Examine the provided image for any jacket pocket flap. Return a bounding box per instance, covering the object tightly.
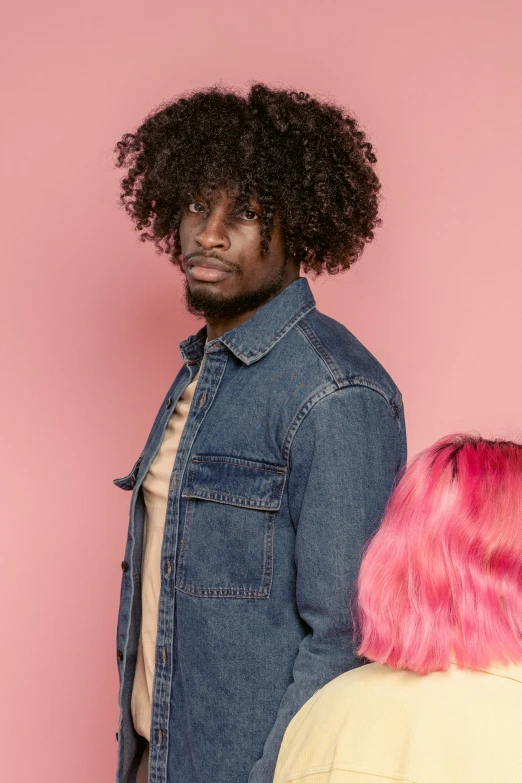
[182,455,286,510]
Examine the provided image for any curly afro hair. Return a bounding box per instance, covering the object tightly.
[115,83,381,276]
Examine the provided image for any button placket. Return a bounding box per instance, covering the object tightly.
[148,348,228,778]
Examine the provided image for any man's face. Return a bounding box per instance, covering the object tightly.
[179,189,300,320]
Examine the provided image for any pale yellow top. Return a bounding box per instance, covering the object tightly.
[131,374,199,740]
[274,661,522,783]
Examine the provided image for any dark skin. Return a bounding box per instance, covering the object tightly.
[179,190,301,340]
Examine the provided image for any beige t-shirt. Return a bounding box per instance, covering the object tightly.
[131,374,199,740]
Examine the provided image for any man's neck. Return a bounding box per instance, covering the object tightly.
[205,276,300,341]
[205,306,263,341]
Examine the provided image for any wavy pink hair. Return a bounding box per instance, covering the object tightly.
[357,434,522,674]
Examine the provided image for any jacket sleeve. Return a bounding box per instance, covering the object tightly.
[248,384,406,783]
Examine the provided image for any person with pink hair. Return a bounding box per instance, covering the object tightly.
[274,434,522,783]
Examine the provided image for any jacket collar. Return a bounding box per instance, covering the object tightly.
[449,656,522,685]
[478,662,522,684]
[180,277,316,366]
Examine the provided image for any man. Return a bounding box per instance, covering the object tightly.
[113,84,406,783]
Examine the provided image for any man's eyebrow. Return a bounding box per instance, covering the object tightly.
[235,201,258,208]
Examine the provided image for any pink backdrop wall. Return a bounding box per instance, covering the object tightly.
[2,1,521,780]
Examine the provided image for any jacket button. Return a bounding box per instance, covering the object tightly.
[117,649,124,661]
[165,397,173,409]
[116,732,119,742]
[121,561,129,572]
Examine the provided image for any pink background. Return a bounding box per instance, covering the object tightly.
[2,1,521,780]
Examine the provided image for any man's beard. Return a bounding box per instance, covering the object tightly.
[184,268,288,321]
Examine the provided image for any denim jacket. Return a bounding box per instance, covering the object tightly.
[114,278,406,783]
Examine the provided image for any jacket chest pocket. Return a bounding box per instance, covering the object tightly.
[177,455,287,598]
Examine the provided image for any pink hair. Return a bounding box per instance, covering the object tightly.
[357,434,522,674]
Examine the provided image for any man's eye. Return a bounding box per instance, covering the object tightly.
[239,209,258,221]
[188,202,206,213]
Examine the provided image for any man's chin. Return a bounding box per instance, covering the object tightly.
[184,283,231,319]
[184,278,285,321]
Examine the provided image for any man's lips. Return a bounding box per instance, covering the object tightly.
[185,256,234,283]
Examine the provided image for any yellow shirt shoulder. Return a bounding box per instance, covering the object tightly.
[274,662,522,783]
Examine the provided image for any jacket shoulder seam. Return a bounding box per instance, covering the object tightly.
[282,380,402,462]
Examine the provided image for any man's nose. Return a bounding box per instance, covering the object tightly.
[195,213,231,251]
